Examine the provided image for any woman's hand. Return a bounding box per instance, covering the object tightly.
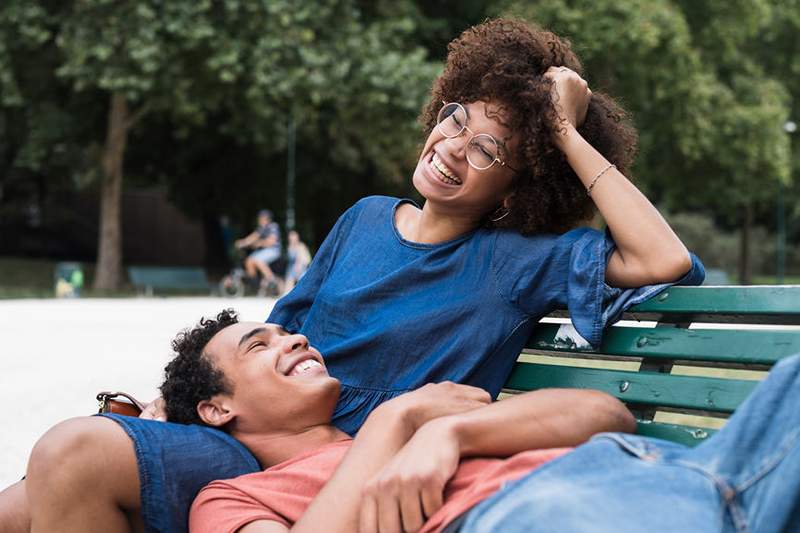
[544,66,591,134]
[359,418,461,533]
[139,397,167,422]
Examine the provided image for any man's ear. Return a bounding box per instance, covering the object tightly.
[197,397,235,427]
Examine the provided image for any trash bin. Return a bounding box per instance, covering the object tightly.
[54,262,84,298]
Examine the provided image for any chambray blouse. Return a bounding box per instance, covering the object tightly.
[268,196,704,435]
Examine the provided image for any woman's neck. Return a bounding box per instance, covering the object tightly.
[397,201,481,244]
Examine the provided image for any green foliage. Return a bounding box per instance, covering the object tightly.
[51,0,439,178]
[0,0,444,253]
[666,210,800,276]
[2,0,440,176]
[0,1,51,107]
[501,0,794,218]
[2,0,799,274]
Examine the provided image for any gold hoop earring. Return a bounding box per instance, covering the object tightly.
[489,206,510,222]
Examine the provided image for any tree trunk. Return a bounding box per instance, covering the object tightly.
[93,93,129,291]
[738,202,753,285]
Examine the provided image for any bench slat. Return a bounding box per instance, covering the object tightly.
[625,286,800,324]
[527,324,800,365]
[634,421,716,446]
[128,267,210,291]
[505,363,758,412]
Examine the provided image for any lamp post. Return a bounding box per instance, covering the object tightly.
[778,120,796,284]
[286,115,296,232]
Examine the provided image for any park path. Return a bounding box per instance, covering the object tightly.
[0,297,275,488]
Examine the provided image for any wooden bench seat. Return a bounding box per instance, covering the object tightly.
[504,286,800,447]
[128,266,211,296]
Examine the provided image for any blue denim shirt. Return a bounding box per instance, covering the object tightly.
[269,196,705,435]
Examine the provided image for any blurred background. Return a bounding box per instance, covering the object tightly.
[0,0,798,297]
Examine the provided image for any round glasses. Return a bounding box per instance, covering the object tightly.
[436,102,519,172]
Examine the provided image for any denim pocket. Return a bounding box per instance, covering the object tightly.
[591,432,666,462]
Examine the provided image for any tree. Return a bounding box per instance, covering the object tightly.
[0,0,100,256]
[7,0,438,289]
[502,0,793,282]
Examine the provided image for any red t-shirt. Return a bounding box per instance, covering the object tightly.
[190,439,570,533]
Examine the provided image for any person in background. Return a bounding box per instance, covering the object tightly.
[235,209,282,288]
[284,230,312,294]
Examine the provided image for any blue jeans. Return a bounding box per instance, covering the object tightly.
[460,353,800,533]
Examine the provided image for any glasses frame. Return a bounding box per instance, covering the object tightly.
[436,102,519,173]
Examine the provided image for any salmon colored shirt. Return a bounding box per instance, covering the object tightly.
[190,439,571,533]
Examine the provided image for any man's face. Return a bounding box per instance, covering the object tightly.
[258,214,270,226]
[203,322,339,434]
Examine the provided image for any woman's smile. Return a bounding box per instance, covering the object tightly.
[422,150,463,189]
[432,152,462,185]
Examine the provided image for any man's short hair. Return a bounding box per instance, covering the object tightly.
[160,309,239,425]
[257,209,272,220]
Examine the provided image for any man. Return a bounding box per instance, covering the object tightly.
[235,209,282,288]
[172,312,634,533]
[183,312,800,533]
[12,312,800,532]
[7,310,633,533]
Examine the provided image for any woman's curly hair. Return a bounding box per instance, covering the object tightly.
[160,309,239,426]
[419,18,638,234]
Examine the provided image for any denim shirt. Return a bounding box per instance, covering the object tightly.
[268,196,705,435]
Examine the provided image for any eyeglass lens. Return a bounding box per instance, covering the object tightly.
[436,103,500,170]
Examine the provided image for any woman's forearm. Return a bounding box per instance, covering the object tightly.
[556,124,691,288]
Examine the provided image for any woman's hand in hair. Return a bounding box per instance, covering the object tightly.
[545,66,591,136]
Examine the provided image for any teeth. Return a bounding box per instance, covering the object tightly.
[289,359,322,376]
[432,153,461,185]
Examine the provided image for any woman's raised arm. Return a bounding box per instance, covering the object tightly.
[546,67,692,288]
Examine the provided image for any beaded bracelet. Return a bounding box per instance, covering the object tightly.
[586,163,616,196]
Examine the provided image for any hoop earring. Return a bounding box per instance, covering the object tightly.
[489,205,510,222]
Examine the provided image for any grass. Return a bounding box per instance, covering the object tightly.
[0,257,212,299]
[751,275,800,285]
[0,257,60,298]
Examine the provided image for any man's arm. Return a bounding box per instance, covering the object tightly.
[450,387,634,456]
[360,388,635,532]
[286,383,489,533]
[236,230,260,248]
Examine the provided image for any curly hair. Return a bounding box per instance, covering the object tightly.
[160,309,239,426]
[419,18,638,234]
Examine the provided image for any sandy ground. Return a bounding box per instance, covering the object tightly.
[0,297,276,488]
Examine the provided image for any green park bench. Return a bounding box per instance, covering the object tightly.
[127,266,211,296]
[505,285,800,446]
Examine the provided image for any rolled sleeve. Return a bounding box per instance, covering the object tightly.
[568,230,706,348]
[493,227,706,350]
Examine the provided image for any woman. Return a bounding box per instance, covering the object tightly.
[267,18,701,435]
[283,230,312,294]
[5,18,703,533]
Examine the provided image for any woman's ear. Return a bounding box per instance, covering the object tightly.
[197,397,235,427]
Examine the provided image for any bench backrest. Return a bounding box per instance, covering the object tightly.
[505,286,800,446]
[128,266,210,294]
